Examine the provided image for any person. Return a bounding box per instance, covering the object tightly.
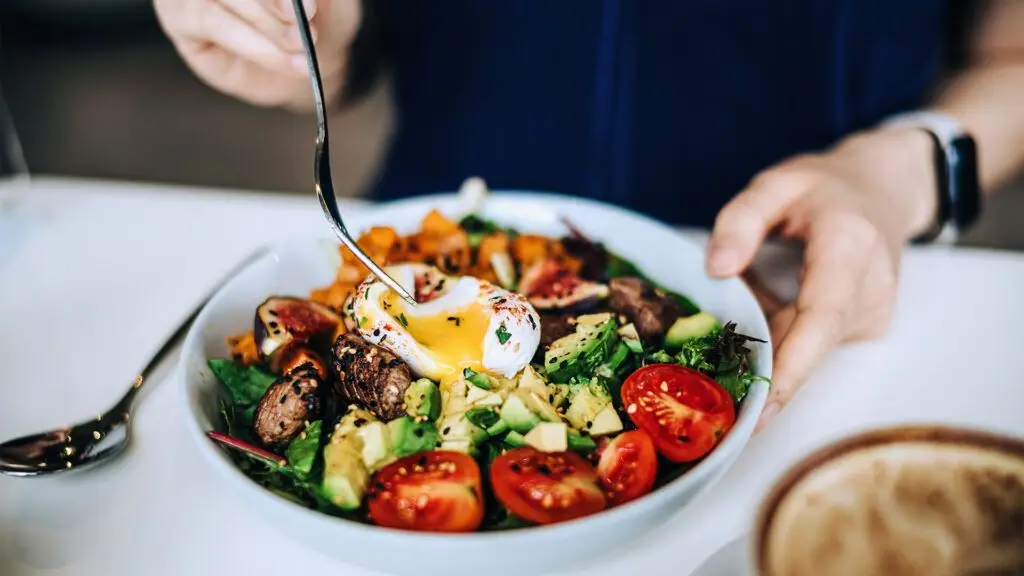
[155,0,1024,430]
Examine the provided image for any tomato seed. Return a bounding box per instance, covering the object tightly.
[627,404,637,414]
[541,494,554,509]
[660,381,669,392]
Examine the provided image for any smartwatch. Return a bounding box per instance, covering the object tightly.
[882,111,982,244]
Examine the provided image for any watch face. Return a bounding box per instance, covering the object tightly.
[950,135,981,230]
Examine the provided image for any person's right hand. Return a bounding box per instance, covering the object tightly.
[154,0,361,109]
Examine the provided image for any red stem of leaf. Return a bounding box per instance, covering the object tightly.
[208,431,286,467]
[560,216,591,241]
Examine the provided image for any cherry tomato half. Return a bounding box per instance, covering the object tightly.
[490,447,606,525]
[596,430,659,506]
[367,451,484,533]
[621,364,736,462]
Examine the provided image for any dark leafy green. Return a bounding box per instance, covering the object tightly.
[208,359,276,405]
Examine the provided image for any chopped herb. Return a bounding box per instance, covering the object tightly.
[447,316,462,327]
[358,316,369,328]
[496,323,512,345]
[397,313,409,328]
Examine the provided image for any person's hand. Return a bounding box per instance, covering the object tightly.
[706,127,938,431]
[154,0,361,109]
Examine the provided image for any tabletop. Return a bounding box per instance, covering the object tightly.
[1,177,1023,576]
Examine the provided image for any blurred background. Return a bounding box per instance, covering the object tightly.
[1,0,1022,249]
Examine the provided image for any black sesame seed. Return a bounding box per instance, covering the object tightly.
[442,426,451,435]
[388,359,403,368]
[268,310,279,317]
[678,436,690,443]
[416,455,428,466]
[414,428,425,438]
[268,321,279,329]
[537,464,551,476]
[292,383,303,394]
[354,418,368,427]
[373,328,381,337]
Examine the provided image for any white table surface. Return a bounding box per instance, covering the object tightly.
[1,177,1023,576]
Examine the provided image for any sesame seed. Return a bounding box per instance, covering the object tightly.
[627,404,637,414]
[660,381,669,392]
[65,462,73,469]
[92,431,102,440]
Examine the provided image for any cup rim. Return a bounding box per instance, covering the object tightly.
[753,424,1024,575]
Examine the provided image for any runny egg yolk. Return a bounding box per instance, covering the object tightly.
[382,291,491,386]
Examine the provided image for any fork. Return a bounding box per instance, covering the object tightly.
[290,0,416,306]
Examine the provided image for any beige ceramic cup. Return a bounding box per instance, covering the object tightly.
[753,426,1024,576]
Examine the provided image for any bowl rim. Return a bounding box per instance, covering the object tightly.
[178,190,773,542]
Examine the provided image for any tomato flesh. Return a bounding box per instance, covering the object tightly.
[490,447,606,525]
[367,451,484,533]
[596,430,658,506]
[621,364,736,463]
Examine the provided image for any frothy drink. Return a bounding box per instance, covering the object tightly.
[756,428,1024,576]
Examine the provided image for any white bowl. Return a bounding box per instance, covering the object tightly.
[179,192,772,576]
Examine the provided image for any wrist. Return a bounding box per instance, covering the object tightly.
[851,126,940,242]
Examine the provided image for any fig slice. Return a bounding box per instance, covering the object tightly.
[254,296,343,373]
[519,258,609,311]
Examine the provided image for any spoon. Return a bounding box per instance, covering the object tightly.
[290,0,416,306]
[0,248,269,477]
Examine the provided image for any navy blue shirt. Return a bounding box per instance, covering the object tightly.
[363,1,953,227]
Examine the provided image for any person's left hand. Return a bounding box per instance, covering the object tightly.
[706,126,939,431]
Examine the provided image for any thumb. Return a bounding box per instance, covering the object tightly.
[707,170,808,278]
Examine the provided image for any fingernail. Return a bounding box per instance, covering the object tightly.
[707,246,738,276]
[758,402,780,428]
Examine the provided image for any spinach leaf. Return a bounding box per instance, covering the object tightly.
[208,359,276,405]
[284,420,322,477]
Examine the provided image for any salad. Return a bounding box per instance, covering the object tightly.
[207,197,767,532]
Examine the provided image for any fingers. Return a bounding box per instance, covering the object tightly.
[707,169,811,278]
[741,269,785,317]
[756,212,874,431]
[175,1,308,71]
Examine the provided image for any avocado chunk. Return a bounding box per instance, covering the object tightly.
[354,420,394,471]
[567,430,598,453]
[404,378,441,421]
[466,407,508,436]
[499,393,541,433]
[504,430,528,448]
[438,412,489,450]
[544,313,618,382]
[665,312,720,349]
[524,422,569,452]
[516,365,550,397]
[565,380,612,431]
[321,407,376,510]
[588,404,624,436]
[617,323,644,353]
[388,416,440,458]
[466,385,503,408]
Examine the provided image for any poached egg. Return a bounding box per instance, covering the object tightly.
[351,263,541,384]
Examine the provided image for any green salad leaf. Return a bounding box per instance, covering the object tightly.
[208,359,276,405]
[284,420,322,477]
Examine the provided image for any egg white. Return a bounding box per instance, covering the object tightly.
[351,263,541,382]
